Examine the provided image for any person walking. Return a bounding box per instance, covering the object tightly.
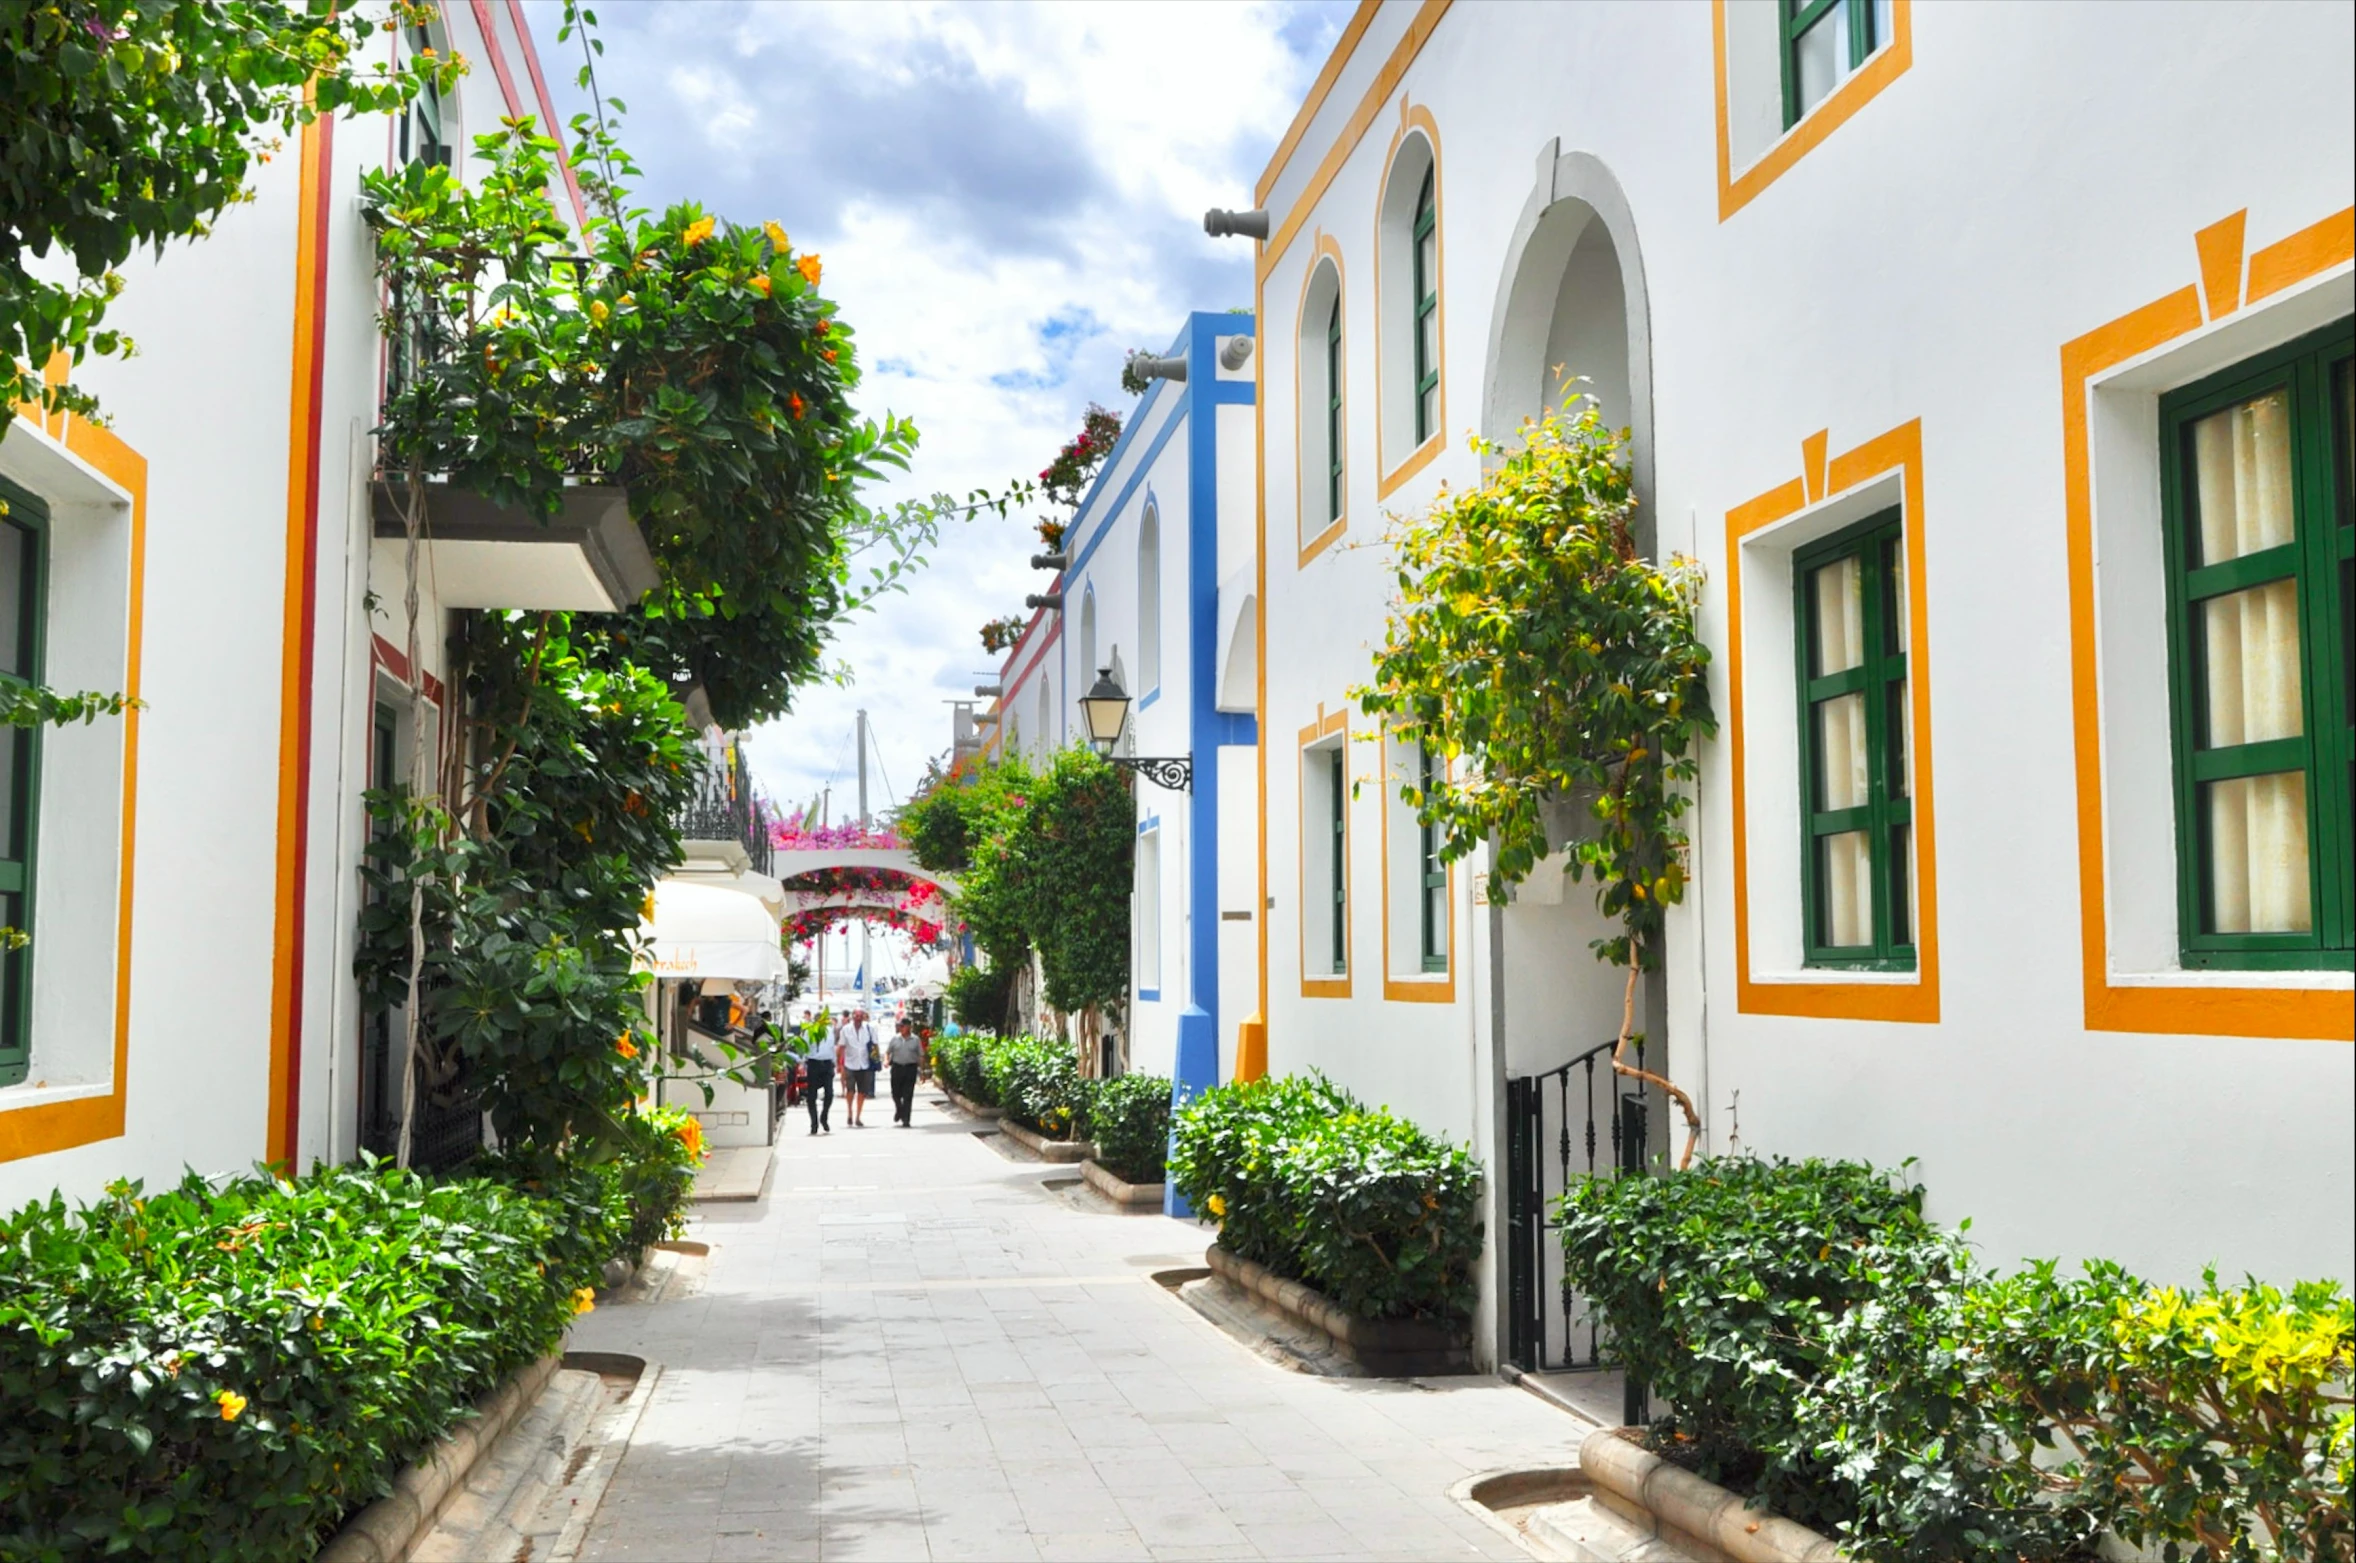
[802,1010,836,1135]
[842,1008,881,1127]
[886,1017,924,1127]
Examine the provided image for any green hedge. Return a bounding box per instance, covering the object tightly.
[0,1162,611,1562]
[1563,1157,2355,1561]
[931,1032,993,1106]
[980,1035,1089,1140]
[1087,1073,1170,1185]
[1170,1073,1482,1324]
[944,962,1010,1031]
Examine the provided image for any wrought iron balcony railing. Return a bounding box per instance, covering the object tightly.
[675,745,773,876]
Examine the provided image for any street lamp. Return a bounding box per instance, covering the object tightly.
[1078,667,1192,792]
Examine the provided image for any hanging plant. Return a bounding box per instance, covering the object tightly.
[1355,394,1716,1164]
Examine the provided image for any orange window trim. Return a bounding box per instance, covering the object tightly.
[1373,103,1447,500]
[1713,0,1913,224]
[1725,419,1941,1023]
[0,416,147,1166]
[1260,0,1453,283]
[1297,233,1350,568]
[1377,730,1455,1005]
[2061,207,2355,1041]
[1298,707,1352,1000]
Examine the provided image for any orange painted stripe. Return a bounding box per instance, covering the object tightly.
[270,109,335,1169]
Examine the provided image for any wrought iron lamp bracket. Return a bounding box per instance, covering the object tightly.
[1108,755,1193,793]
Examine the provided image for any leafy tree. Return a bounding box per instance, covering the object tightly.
[1356,394,1715,1162]
[1,0,440,430]
[1013,748,1133,1017]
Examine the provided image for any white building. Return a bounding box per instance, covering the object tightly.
[1239,0,2353,1369]
[987,315,1261,1107]
[0,5,660,1205]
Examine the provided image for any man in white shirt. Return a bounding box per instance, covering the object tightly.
[885,1017,926,1126]
[840,1009,881,1127]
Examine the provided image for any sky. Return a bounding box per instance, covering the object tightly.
[520,0,1353,827]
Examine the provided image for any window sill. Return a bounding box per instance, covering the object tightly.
[1376,431,1446,500]
[1383,973,1455,1004]
[2107,968,2353,991]
[1749,967,1921,987]
[0,1076,115,1112]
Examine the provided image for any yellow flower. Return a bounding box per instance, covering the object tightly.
[572,1287,597,1316]
[796,253,823,287]
[749,274,771,297]
[682,216,716,246]
[616,1035,639,1060]
[588,299,609,326]
[763,221,790,251]
[1206,1193,1226,1218]
[217,1390,248,1421]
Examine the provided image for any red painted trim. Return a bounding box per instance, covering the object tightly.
[469,0,527,119]
[282,114,336,1167]
[506,0,591,230]
[372,632,447,707]
[1000,597,1062,690]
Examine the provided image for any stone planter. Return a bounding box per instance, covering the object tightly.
[1080,1158,1165,1207]
[316,1351,562,1563]
[997,1117,1095,1163]
[1577,1427,1847,1562]
[938,1083,1002,1121]
[1204,1244,1468,1376]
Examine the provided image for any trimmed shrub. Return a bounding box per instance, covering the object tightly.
[981,1035,1090,1140]
[931,1032,993,1105]
[0,1163,602,1562]
[945,961,1010,1030]
[1562,1157,2356,1561]
[1561,1156,1933,1523]
[1171,1073,1483,1324]
[1088,1074,1171,1185]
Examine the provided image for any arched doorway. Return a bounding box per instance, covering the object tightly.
[1481,145,1655,553]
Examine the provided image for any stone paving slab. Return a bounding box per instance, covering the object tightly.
[570,1089,1593,1560]
[696,1144,775,1203]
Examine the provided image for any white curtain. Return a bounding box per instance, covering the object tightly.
[2191,392,2309,934]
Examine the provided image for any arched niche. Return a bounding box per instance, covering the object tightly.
[1481,143,1656,554]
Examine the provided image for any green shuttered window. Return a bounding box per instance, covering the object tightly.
[2159,319,2354,970]
[1780,0,1889,128]
[1795,509,1914,970]
[1411,168,1438,446]
[0,476,48,1086]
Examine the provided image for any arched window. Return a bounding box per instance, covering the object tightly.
[1138,502,1161,697]
[1377,127,1441,477]
[1295,254,1345,559]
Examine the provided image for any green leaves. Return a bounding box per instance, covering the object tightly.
[1355,395,1714,971]
[0,1161,604,1561]
[1170,1074,1483,1323]
[1,0,443,430]
[1087,1073,1172,1185]
[1,684,140,729]
[1562,1158,2356,1559]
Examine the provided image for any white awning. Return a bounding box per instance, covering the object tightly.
[635,879,789,983]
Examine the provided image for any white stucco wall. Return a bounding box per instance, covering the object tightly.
[1250,0,2356,1297]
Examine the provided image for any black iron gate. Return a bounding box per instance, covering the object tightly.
[1506,1036,1652,1420]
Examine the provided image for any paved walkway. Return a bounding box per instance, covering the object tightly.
[568,1087,1591,1561]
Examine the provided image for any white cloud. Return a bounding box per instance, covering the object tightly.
[521,0,1347,820]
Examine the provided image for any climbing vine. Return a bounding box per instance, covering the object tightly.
[1355,395,1716,1161]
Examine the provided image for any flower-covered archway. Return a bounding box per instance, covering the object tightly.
[779,865,954,948]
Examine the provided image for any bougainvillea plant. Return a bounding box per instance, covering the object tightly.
[1355,394,1715,1164]
[770,810,901,852]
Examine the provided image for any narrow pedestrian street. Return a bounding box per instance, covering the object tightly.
[565,1091,1588,1561]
